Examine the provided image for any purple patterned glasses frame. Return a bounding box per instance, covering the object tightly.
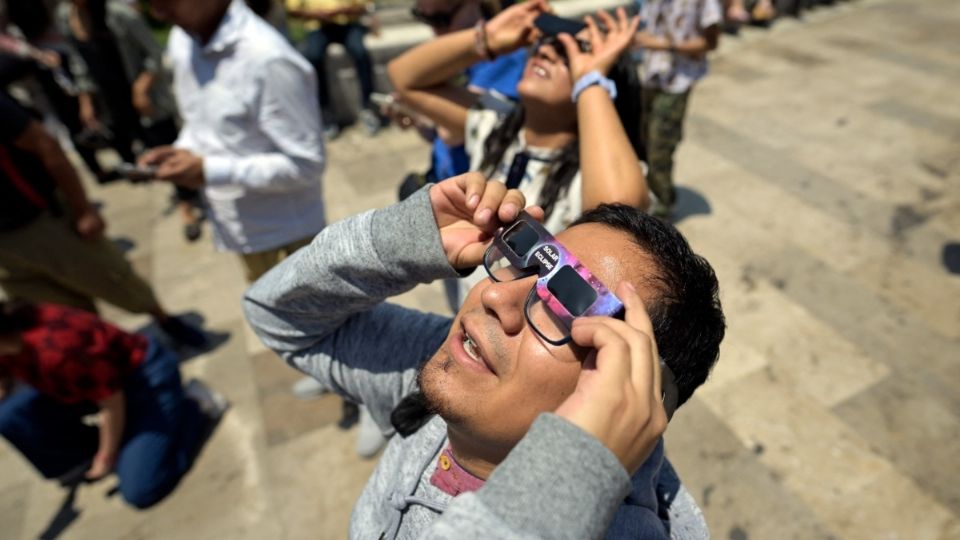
[482,211,624,346]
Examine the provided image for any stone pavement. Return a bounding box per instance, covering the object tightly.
[2,0,959,537]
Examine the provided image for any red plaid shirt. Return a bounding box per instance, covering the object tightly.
[0,304,148,404]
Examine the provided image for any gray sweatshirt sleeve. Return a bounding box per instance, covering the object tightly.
[421,414,638,540]
[243,188,458,425]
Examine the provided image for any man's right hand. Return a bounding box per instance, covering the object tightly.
[138,145,177,168]
[428,173,544,269]
[556,281,669,474]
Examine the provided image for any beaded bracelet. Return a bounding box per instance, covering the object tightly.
[473,21,497,60]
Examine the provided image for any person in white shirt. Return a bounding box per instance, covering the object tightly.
[141,0,326,282]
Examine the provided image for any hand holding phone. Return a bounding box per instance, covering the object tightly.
[371,92,435,129]
[115,163,158,183]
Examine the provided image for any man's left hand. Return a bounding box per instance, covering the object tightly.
[155,149,205,189]
[429,172,544,269]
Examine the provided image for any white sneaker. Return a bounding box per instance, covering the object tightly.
[359,108,383,136]
[291,376,328,400]
[184,379,229,419]
[356,406,389,459]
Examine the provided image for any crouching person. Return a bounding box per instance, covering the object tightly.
[243,173,725,538]
[0,302,226,509]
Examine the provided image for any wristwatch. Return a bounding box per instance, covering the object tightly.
[571,70,618,103]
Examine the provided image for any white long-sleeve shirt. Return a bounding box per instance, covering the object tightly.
[168,0,326,253]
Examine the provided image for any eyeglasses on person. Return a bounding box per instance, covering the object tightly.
[481,211,679,419]
[482,211,623,346]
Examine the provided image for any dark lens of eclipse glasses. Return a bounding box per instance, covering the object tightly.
[526,268,599,344]
[484,221,540,282]
[503,221,539,258]
[531,36,592,63]
[546,266,597,317]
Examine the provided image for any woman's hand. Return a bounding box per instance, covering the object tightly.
[429,172,544,269]
[555,281,668,474]
[85,451,115,481]
[484,0,550,56]
[559,7,641,80]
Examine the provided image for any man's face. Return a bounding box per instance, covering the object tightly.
[148,0,221,35]
[413,0,480,36]
[420,223,656,458]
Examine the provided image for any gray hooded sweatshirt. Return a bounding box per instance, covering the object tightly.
[243,188,709,539]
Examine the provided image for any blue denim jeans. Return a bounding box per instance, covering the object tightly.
[303,23,375,112]
[0,338,206,508]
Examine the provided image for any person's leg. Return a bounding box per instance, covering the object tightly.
[0,213,161,315]
[344,23,382,134]
[645,89,691,214]
[114,340,206,509]
[0,212,204,344]
[239,235,314,283]
[303,28,334,118]
[0,386,98,479]
[343,23,375,109]
[0,259,98,312]
[640,85,655,161]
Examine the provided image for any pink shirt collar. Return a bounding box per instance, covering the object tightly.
[429,446,486,496]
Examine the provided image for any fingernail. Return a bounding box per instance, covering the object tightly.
[624,281,636,293]
[468,194,479,208]
[502,203,519,220]
[477,208,493,224]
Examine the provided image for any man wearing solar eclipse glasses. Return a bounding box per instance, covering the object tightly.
[245,174,724,538]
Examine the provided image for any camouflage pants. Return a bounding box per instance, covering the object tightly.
[641,87,691,210]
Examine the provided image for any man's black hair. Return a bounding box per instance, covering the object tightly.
[571,204,725,406]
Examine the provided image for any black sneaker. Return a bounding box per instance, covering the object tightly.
[359,108,383,136]
[338,400,360,430]
[184,222,202,242]
[159,316,208,348]
[323,122,341,140]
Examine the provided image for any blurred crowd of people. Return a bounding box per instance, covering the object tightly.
[0,0,847,534]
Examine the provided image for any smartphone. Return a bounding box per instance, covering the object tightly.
[116,163,157,183]
[534,13,588,37]
[370,92,434,128]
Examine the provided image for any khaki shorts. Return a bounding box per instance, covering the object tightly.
[240,236,314,283]
[0,212,159,314]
